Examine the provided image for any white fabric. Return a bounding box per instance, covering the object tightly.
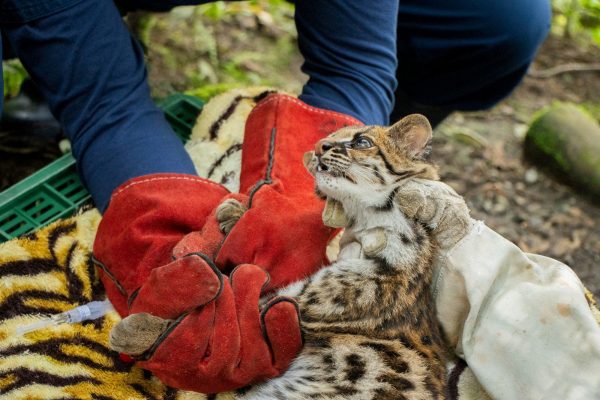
[435,221,600,400]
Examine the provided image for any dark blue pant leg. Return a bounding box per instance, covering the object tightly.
[296,0,399,125]
[295,0,550,126]
[2,0,197,211]
[393,0,552,120]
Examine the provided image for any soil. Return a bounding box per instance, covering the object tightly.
[1,12,598,297]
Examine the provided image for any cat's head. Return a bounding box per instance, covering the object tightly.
[304,114,439,207]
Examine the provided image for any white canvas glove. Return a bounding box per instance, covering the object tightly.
[397,178,600,400]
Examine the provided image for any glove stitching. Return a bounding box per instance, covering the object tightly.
[127,287,141,309]
[184,252,226,302]
[259,297,304,352]
[112,176,228,198]
[229,264,271,294]
[91,255,128,297]
[129,253,224,319]
[250,94,362,126]
[133,312,189,361]
[247,127,277,208]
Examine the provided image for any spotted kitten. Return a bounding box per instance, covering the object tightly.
[218,114,447,400]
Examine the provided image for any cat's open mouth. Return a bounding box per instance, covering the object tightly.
[316,162,329,173]
[315,156,346,177]
[317,162,341,176]
[317,162,346,178]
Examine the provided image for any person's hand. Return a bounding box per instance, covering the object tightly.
[93,173,229,316]
[109,261,302,393]
[93,173,302,393]
[394,177,600,400]
[178,94,364,292]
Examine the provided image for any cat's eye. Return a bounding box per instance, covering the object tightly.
[352,137,373,149]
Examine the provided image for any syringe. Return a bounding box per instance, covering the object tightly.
[15,300,113,336]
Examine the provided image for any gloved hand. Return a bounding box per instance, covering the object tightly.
[93,173,302,393]
[93,173,229,316]
[177,94,364,291]
[395,178,473,252]
[395,177,600,400]
[113,261,302,393]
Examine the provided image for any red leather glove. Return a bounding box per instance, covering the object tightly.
[176,94,363,291]
[93,173,229,316]
[93,173,302,393]
[134,262,301,393]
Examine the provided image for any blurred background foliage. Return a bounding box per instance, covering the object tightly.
[553,0,600,42]
[2,60,27,98]
[136,0,303,100]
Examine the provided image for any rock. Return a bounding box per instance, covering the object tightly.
[513,123,528,139]
[524,103,600,197]
[524,168,539,184]
[484,142,519,170]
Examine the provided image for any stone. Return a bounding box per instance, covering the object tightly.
[524,103,600,198]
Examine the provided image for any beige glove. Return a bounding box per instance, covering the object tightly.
[396,178,600,400]
[396,178,473,252]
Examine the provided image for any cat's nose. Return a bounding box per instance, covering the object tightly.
[315,139,334,155]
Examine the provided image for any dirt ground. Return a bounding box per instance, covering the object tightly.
[1,13,599,297]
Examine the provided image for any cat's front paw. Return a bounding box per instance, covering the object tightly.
[109,313,172,356]
[322,198,350,228]
[216,198,248,234]
[360,227,388,257]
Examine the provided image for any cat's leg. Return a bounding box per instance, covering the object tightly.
[240,334,433,400]
[109,313,172,356]
[216,198,248,234]
[299,225,429,324]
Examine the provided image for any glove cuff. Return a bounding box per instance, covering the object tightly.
[107,172,228,203]
[94,173,229,315]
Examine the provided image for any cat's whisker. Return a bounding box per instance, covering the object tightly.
[346,166,379,185]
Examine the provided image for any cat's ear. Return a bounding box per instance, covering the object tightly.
[387,114,432,158]
[303,151,317,176]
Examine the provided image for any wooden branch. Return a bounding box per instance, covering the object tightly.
[528,63,600,79]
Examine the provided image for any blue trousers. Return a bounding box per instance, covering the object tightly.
[1,0,551,210]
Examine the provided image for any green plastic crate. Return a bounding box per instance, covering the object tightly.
[0,94,204,243]
[160,94,204,143]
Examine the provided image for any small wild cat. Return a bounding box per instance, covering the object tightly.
[111,114,447,400]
